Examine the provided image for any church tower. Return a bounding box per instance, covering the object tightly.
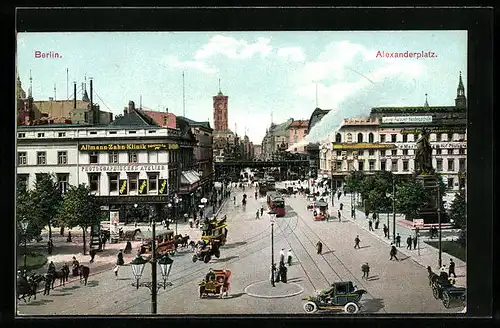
[455,71,467,109]
[213,79,228,131]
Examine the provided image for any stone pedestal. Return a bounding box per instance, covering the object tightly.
[416,174,439,224]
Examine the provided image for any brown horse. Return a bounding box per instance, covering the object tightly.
[51,264,70,289]
[427,266,439,286]
[78,265,90,286]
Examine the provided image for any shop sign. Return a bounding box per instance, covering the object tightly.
[98,195,170,204]
[81,164,166,172]
[400,127,465,134]
[119,180,127,195]
[79,143,178,151]
[382,116,432,124]
[138,179,147,195]
[332,143,396,150]
[158,179,168,194]
[396,142,466,150]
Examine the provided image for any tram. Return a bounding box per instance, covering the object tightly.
[267,192,286,217]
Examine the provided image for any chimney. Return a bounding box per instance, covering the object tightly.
[49,97,53,101]
[128,101,135,113]
[73,82,77,109]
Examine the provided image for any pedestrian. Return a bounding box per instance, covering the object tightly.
[389,244,399,261]
[115,249,124,278]
[337,210,341,222]
[256,210,260,220]
[351,207,355,218]
[449,259,457,278]
[89,248,96,263]
[337,192,341,200]
[270,263,277,284]
[47,239,54,255]
[279,248,285,265]
[374,214,379,229]
[406,235,412,250]
[383,224,388,238]
[365,211,369,220]
[361,262,370,280]
[43,273,52,295]
[287,249,293,266]
[279,262,288,283]
[395,233,401,247]
[340,203,343,211]
[316,241,323,255]
[368,220,374,231]
[260,206,264,216]
[413,235,418,249]
[101,235,107,250]
[354,235,361,249]
[66,231,72,242]
[233,196,236,205]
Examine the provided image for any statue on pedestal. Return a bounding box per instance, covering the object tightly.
[415,127,434,175]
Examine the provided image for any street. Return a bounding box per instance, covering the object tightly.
[18,188,461,315]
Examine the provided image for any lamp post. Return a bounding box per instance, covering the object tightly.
[174,196,181,236]
[392,175,396,245]
[20,218,29,274]
[437,183,442,268]
[130,216,174,314]
[200,197,208,219]
[268,210,276,287]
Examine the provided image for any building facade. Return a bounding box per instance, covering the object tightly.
[213,90,229,131]
[261,118,294,160]
[287,119,309,153]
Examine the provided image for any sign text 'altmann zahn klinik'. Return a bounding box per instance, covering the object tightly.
[81,165,166,172]
[382,116,433,124]
[79,143,179,151]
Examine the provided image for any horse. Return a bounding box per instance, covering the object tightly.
[123,228,142,240]
[188,240,197,252]
[51,264,70,289]
[17,273,44,302]
[78,265,90,286]
[427,266,439,286]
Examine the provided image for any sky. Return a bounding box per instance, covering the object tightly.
[16,31,467,144]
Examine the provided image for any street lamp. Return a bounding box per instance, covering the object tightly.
[20,218,29,274]
[268,210,277,287]
[130,214,174,314]
[200,197,208,219]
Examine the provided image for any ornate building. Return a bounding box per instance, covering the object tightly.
[213,87,229,131]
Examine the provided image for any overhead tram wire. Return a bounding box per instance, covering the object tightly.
[94,91,112,111]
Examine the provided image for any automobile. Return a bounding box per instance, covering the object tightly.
[302,281,367,314]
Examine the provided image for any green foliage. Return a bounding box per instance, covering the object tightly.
[30,173,63,239]
[16,182,44,244]
[394,177,427,219]
[449,188,466,229]
[57,184,102,254]
[360,172,393,213]
[344,171,365,194]
[457,228,466,248]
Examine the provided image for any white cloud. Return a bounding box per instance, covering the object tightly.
[195,35,273,60]
[277,47,306,62]
[163,55,216,74]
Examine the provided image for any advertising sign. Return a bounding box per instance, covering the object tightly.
[110,211,119,233]
[158,179,168,194]
[79,143,178,151]
[138,179,148,194]
[382,116,432,124]
[119,180,127,195]
[81,164,166,172]
[413,219,424,227]
[332,143,396,150]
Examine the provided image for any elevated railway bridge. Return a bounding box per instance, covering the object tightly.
[214,160,310,181]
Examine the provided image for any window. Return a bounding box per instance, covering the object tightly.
[37,151,46,165]
[148,130,156,134]
[148,173,158,191]
[163,117,168,126]
[391,160,398,172]
[391,149,397,156]
[336,151,342,156]
[391,134,397,142]
[337,161,342,170]
[381,161,386,171]
[57,151,67,165]
[459,158,466,171]
[448,133,454,141]
[403,160,409,172]
[448,159,455,171]
[369,161,375,171]
[37,133,45,138]
[109,152,119,164]
[403,149,408,156]
[380,134,386,142]
[346,133,352,143]
[89,131,97,135]
[89,173,100,192]
[358,161,364,171]
[402,134,408,142]
[442,149,447,155]
[447,177,454,188]
[109,131,117,135]
[369,149,374,156]
[294,148,297,152]
[414,134,419,141]
[438,134,443,142]
[58,132,66,137]
[128,130,137,134]
[357,133,363,143]
[368,133,374,143]
[436,159,443,171]
[128,151,138,163]
[335,133,342,143]
[148,151,158,163]
[89,151,99,164]
[386,150,391,156]
[128,173,138,192]
[459,148,465,155]
[17,174,29,189]
[108,173,118,192]
[18,133,25,138]
[57,174,69,194]
[17,152,27,165]
[436,149,442,155]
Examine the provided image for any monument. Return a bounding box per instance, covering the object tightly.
[415,128,443,224]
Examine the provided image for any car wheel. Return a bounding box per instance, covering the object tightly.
[192,255,198,263]
[442,292,451,308]
[344,302,359,314]
[204,255,211,263]
[432,287,439,299]
[303,301,318,313]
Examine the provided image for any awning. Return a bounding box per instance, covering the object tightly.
[181,170,201,185]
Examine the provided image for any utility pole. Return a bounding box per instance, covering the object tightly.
[392,175,396,245]
[437,183,442,267]
[151,216,157,314]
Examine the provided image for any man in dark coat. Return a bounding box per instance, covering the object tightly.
[395,233,401,247]
[449,259,457,278]
[413,235,418,250]
[390,244,399,261]
[279,262,288,283]
[316,241,323,255]
[354,235,361,249]
[406,235,412,250]
[337,210,341,222]
[361,262,370,280]
[383,224,388,238]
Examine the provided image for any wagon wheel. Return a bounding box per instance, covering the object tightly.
[214,249,221,258]
[432,286,439,299]
[204,254,211,263]
[192,254,198,263]
[303,301,318,314]
[442,291,451,308]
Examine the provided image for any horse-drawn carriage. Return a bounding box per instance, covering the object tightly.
[201,216,228,246]
[199,269,231,298]
[139,230,177,256]
[428,266,466,308]
[17,272,45,302]
[313,199,329,221]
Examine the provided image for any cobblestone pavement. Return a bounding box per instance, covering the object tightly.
[18,187,463,315]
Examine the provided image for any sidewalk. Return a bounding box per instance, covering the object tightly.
[330,193,467,287]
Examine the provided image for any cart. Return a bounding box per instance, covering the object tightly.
[199,269,231,298]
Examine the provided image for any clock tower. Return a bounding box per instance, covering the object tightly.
[213,81,228,131]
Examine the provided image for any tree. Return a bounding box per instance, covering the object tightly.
[56,184,103,255]
[16,182,44,245]
[361,172,393,214]
[345,170,365,206]
[449,188,466,229]
[395,178,427,219]
[30,173,63,240]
